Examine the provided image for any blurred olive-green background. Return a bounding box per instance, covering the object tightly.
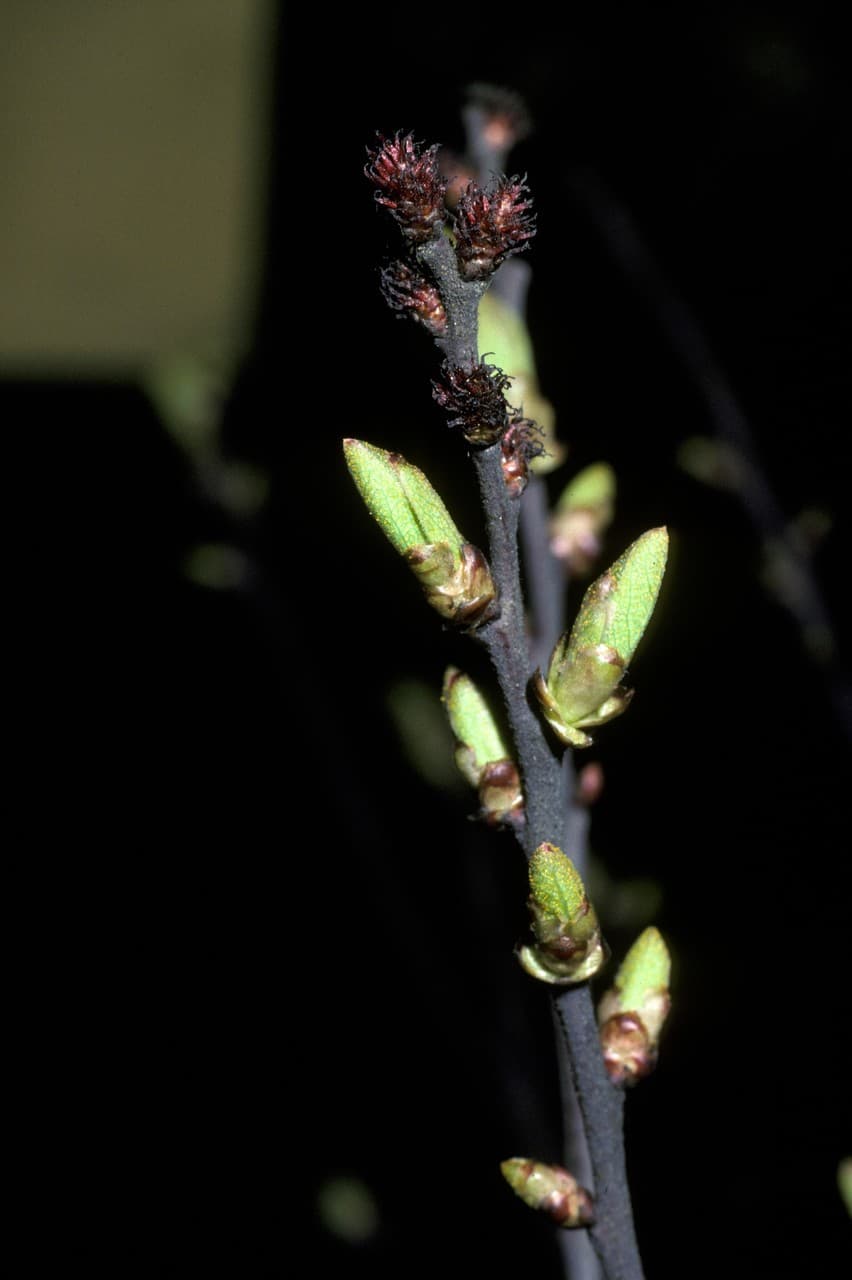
[0,1,272,371]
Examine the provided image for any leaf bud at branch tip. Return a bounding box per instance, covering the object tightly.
[500,1158,594,1228]
[343,439,498,629]
[442,667,524,828]
[598,926,672,1086]
[518,843,606,985]
[534,527,669,747]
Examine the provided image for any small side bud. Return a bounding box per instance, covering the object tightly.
[575,761,605,807]
[501,416,544,497]
[518,843,606,985]
[432,360,513,446]
[343,439,497,628]
[442,667,523,828]
[500,1158,594,1228]
[598,926,672,1086]
[550,463,616,574]
[463,83,533,159]
[453,175,536,280]
[364,132,448,244]
[534,527,669,747]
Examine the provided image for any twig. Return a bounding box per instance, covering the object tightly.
[472,443,644,1280]
[369,129,646,1279]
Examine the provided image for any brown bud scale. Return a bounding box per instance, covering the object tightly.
[600,1012,657,1086]
[542,1187,596,1229]
[478,759,524,828]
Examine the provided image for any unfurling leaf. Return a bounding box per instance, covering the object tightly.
[500,1158,594,1228]
[518,843,606,984]
[343,439,497,627]
[597,925,672,1086]
[534,526,668,746]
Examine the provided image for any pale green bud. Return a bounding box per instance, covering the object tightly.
[441,667,523,827]
[476,292,564,473]
[518,843,606,985]
[500,1158,595,1228]
[343,439,497,627]
[597,925,672,1086]
[442,666,510,784]
[550,462,616,574]
[534,527,668,747]
[615,925,671,1019]
[478,290,537,383]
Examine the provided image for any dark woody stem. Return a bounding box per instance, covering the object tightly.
[473,445,644,1280]
[417,226,644,1279]
[417,232,488,364]
[471,445,566,844]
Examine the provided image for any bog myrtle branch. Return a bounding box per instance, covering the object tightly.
[352,110,672,1280]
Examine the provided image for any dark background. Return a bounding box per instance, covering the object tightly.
[16,3,850,1276]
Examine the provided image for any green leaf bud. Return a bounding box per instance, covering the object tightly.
[597,925,672,1086]
[550,462,616,574]
[441,667,523,827]
[615,925,671,1016]
[534,527,668,747]
[500,1158,595,1228]
[343,438,463,558]
[442,666,510,783]
[343,439,497,627]
[518,843,606,985]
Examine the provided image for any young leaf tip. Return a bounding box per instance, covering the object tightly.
[616,925,671,1009]
[528,843,585,921]
[598,924,672,1085]
[342,437,463,557]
